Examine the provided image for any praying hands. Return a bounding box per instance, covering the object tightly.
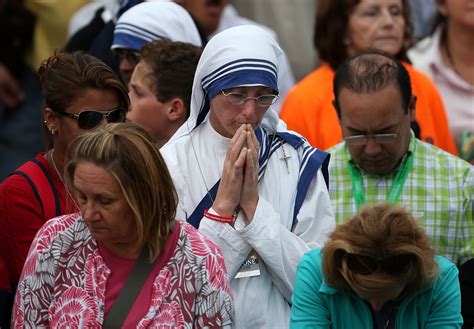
[213,124,260,222]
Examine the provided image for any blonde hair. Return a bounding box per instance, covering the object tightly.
[322,203,438,297]
[65,123,177,262]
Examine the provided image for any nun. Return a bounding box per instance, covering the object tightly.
[111,1,204,85]
[161,25,335,328]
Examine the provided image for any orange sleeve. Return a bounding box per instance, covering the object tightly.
[280,66,343,150]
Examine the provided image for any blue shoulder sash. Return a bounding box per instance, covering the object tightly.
[187,128,329,229]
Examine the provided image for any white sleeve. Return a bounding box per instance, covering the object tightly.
[199,213,253,278]
[237,170,335,302]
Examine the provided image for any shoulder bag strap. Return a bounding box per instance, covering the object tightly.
[102,247,154,329]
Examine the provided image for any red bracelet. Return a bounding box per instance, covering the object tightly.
[203,209,235,223]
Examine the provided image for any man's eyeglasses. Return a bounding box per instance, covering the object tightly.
[54,108,126,130]
[221,90,279,107]
[343,133,399,146]
[342,251,413,275]
[114,49,140,64]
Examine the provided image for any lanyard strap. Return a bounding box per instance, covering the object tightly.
[348,140,416,211]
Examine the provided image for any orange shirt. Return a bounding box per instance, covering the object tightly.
[280,63,458,155]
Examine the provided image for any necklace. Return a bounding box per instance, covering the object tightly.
[49,150,80,211]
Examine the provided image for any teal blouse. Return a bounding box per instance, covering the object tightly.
[290,248,463,329]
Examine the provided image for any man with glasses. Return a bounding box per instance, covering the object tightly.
[328,50,473,266]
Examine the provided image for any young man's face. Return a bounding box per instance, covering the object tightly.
[127,61,169,142]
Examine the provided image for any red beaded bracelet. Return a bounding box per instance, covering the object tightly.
[203,209,235,223]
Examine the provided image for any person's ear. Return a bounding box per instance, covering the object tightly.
[167,97,186,122]
[43,107,59,134]
[408,95,417,121]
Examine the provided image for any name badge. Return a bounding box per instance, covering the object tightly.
[235,250,261,279]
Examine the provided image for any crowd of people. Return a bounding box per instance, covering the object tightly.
[0,0,472,328]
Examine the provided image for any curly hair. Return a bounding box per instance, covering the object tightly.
[322,203,438,298]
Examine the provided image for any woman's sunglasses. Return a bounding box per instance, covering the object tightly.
[54,108,126,130]
[342,251,413,275]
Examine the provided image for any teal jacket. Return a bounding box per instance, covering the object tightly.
[290,248,463,328]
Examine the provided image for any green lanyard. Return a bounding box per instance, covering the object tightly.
[348,140,416,211]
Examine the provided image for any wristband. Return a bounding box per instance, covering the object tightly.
[203,209,235,223]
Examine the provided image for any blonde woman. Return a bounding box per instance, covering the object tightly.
[12,123,233,328]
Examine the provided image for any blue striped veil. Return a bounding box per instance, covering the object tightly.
[112,1,203,52]
[169,25,289,142]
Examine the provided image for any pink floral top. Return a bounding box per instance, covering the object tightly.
[12,213,234,328]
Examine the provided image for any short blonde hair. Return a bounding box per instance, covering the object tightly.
[65,123,177,262]
[322,203,438,298]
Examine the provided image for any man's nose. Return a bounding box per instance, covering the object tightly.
[364,137,383,155]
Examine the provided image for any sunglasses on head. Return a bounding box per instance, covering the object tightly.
[54,108,126,130]
[342,251,413,275]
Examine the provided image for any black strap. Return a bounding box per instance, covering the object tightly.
[102,247,154,328]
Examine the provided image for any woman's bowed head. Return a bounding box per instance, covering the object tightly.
[322,203,438,311]
[64,122,178,261]
[290,203,463,328]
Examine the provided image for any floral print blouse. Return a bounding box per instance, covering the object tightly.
[12,214,234,328]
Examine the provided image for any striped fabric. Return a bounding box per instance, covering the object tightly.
[111,2,202,51]
[187,127,329,230]
[328,136,474,265]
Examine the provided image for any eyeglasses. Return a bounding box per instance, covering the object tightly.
[344,133,399,146]
[54,108,126,130]
[343,251,413,275]
[114,49,140,64]
[343,116,408,146]
[221,90,279,107]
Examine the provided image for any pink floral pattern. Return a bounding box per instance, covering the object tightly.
[12,214,234,328]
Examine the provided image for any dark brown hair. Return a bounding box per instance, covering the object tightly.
[65,123,178,262]
[39,51,129,113]
[140,40,202,118]
[38,51,130,148]
[322,203,438,298]
[314,0,414,69]
[333,50,412,117]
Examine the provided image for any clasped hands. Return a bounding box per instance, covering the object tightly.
[213,124,260,223]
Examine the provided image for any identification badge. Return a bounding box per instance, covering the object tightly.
[235,249,261,279]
